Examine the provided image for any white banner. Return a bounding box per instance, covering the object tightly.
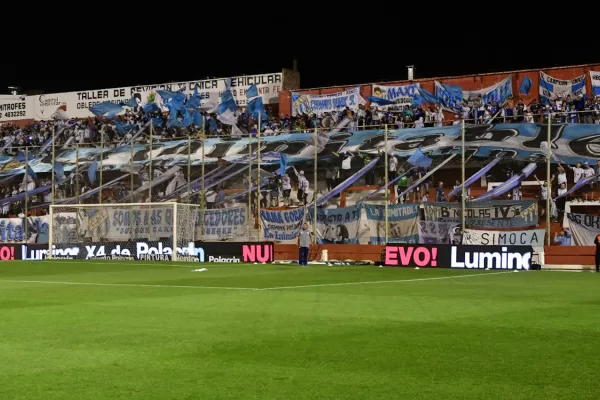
[0,95,34,122]
[539,72,586,104]
[419,221,459,244]
[0,215,50,243]
[30,73,283,120]
[463,229,545,246]
[312,204,362,244]
[371,84,420,108]
[291,87,365,116]
[260,207,306,243]
[364,203,419,244]
[590,71,600,96]
[566,213,599,246]
[200,207,248,241]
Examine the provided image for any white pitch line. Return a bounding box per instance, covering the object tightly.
[0,271,513,292]
[257,271,511,290]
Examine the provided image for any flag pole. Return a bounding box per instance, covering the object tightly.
[99,125,103,204]
[148,120,153,203]
[51,124,55,205]
[187,133,191,202]
[201,125,206,241]
[313,125,318,244]
[76,143,80,204]
[384,124,389,244]
[247,129,252,242]
[546,114,551,246]
[257,114,261,242]
[130,140,134,203]
[25,146,29,242]
[461,119,466,233]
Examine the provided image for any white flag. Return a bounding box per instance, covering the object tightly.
[217,109,237,126]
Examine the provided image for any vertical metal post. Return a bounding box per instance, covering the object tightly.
[384,124,389,244]
[130,141,134,203]
[201,131,206,241]
[546,115,552,245]
[313,126,318,244]
[257,114,261,242]
[99,127,103,204]
[247,133,252,241]
[148,120,153,203]
[187,134,191,201]
[76,143,80,204]
[51,125,55,205]
[24,147,29,242]
[461,119,466,233]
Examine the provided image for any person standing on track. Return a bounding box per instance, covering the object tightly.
[594,234,600,273]
[298,223,312,267]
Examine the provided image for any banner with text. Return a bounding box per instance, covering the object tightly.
[463,228,545,247]
[311,204,362,244]
[539,72,586,105]
[291,87,365,116]
[435,76,513,113]
[260,207,306,242]
[424,201,538,229]
[199,206,248,241]
[365,203,419,244]
[418,221,459,244]
[371,84,420,108]
[0,95,34,122]
[566,213,600,246]
[591,71,600,96]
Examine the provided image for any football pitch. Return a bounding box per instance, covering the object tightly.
[0,262,599,400]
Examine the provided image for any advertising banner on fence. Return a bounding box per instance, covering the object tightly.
[423,201,538,229]
[418,221,459,244]
[539,72,586,105]
[566,213,599,245]
[371,84,420,108]
[463,229,545,246]
[260,208,306,242]
[385,244,533,270]
[365,203,419,244]
[291,87,365,116]
[200,207,248,241]
[311,204,362,244]
[0,95,34,122]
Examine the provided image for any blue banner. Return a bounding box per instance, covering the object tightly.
[365,203,420,244]
[260,208,306,242]
[291,87,364,115]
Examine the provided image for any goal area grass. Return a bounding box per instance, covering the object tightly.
[0,261,598,400]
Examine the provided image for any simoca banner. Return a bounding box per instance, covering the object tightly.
[566,212,600,245]
[30,73,283,120]
[0,95,34,122]
[260,207,306,242]
[291,87,365,116]
[311,204,362,244]
[423,201,538,229]
[384,244,533,270]
[365,203,419,244]
[463,228,545,246]
[371,84,420,108]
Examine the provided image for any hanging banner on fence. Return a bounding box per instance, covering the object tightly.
[0,95,34,122]
[566,212,600,245]
[200,207,247,241]
[7,122,600,176]
[463,228,545,246]
[539,72,586,105]
[418,221,459,244]
[371,84,420,108]
[435,76,513,112]
[81,207,175,241]
[365,203,419,244]
[260,207,306,242]
[291,87,365,116]
[0,218,25,242]
[590,71,600,96]
[423,201,538,229]
[311,204,362,244]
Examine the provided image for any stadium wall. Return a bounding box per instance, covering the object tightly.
[278,64,600,116]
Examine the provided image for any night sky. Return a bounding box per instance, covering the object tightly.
[1,52,599,94]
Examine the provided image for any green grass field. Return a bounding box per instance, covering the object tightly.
[0,261,599,400]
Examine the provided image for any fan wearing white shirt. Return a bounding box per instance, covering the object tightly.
[389,154,398,182]
[569,162,584,200]
[434,108,444,127]
[583,163,595,201]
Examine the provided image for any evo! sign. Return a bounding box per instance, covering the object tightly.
[385,244,532,270]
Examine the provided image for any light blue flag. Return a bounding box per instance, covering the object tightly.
[143,102,161,114]
[89,102,123,118]
[16,151,26,162]
[247,96,267,121]
[279,153,288,175]
[88,160,98,183]
[165,103,180,128]
[157,90,186,103]
[218,90,237,114]
[121,96,138,108]
[407,148,432,168]
[151,117,164,128]
[54,162,65,181]
[182,108,194,127]
[186,85,202,109]
[413,88,439,105]
[26,163,37,180]
[366,96,395,106]
[225,78,232,91]
[520,76,532,95]
[247,84,258,99]
[192,110,203,127]
[113,120,126,136]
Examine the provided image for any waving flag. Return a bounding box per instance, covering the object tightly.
[157,90,186,103]
[367,96,395,106]
[247,84,259,99]
[192,110,203,127]
[539,72,586,105]
[225,78,232,91]
[413,88,440,105]
[186,84,202,109]
[218,90,237,114]
[217,109,237,126]
[143,102,161,114]
[54,162,65,181]
[121,96,138,108]
[165,103,180,128]
[407,147,432,168]
[520,76,533,95]
[88,160,98,184]
[279,153,289,175]
[26,163,37,180]
[182,108,194,127]
[16,151,26,162]
[151,117,164,128]
[90,102,123,118]
[247,96,267,121]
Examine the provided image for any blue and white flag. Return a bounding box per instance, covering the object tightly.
[279,153,288,175]
[413,88,439,105]
[121,96,138,108]
[371,84,419,108]
[436,76,513,112]
[182,107,193,127]
[365,203,420,244]
[165,103,180,128]
[88,160,97,183]
[247,96,268,121]
[366,96,395,106]
[407,147,432,168]
[192,110,203,127]
[186,84,202,109]
[247,84,259,99]
[26,163,37,180]
[260,208,306,242]
[218,90,237,115]
[143,102,161,114]
[89,102,123,118]
[291,87,365,115]
[54,162,65,181]
[539,72,586,105]
[590,71,600,96]
[309,204,362,244]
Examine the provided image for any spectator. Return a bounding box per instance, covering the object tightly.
[554,228,571,246]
